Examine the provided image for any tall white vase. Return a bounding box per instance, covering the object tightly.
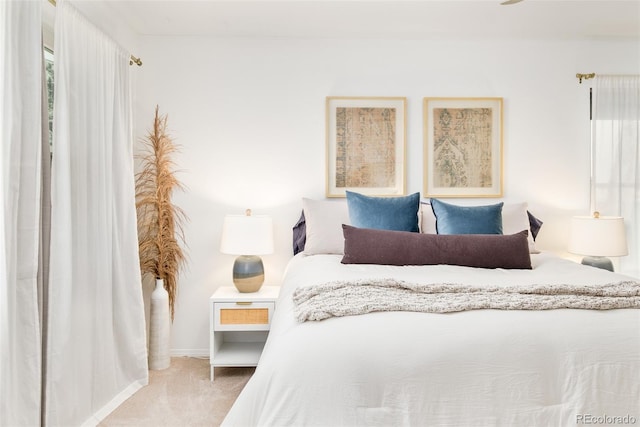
[149,278,171,370]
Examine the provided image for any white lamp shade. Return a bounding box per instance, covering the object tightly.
[568,215,628,257]
[220,214,274,255]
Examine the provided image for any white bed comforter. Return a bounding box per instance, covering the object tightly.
[222,253,640,426]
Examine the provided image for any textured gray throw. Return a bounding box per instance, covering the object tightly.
[293,279,640,322]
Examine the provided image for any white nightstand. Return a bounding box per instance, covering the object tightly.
[209,285,280,381]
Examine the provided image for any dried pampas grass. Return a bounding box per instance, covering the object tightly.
[136,106,187,321]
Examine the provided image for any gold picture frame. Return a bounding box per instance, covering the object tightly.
[326,96,407,197]
[423,97,503,198]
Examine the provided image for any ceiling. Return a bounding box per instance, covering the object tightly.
[98,0,640,40]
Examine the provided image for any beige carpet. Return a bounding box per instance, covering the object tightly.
[99,357,254,427]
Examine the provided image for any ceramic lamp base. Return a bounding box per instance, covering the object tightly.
[581,256,614,272]
[233,255,265,293]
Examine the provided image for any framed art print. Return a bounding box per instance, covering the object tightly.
[326,96,407,197]
[423,97,503,197]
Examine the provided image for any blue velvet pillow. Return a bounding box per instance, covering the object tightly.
[346,191,420,232]
[430,198,503,235]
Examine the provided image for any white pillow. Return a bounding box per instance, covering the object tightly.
[420,203,437,234]
[502,202,539,254]
[302,198,350,255]
[420,201,538,253]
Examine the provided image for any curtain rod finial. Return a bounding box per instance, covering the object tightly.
[129,56,142,67]
[576,73,596,84]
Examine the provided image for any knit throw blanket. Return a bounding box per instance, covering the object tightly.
[293,279,640,322]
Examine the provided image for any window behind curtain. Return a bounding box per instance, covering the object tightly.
[44,47,54,149]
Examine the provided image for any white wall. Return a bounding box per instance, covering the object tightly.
[134,35,639,355]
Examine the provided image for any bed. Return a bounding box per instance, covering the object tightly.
[222,195,640,426]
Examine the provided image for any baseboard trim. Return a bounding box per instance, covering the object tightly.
[81,378,147,427]
[170,349,209,358]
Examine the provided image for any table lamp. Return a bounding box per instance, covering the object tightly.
[220,209,274,292]
[568,212,628,272]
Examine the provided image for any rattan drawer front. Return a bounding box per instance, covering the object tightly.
[214,302,274,331]
[220,307,269,325]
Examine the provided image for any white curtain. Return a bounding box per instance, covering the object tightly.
[592,75,640,277]
[0,1,45,425]
[47,1,148,425]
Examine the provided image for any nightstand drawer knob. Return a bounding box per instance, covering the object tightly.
[236,301,253,306]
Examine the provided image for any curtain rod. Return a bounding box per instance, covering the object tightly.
[46,0,142,67]
[576,73,595,84]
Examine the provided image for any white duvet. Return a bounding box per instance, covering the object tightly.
[222,253,640,426]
